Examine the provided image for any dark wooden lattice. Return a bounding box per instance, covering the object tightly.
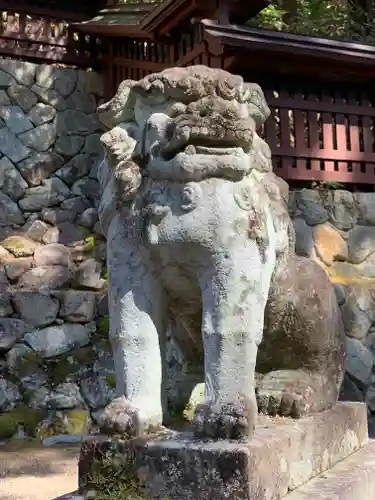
[0,1,103,67]
[261,79,375,184]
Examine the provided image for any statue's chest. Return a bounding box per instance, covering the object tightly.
[141,180,216,247]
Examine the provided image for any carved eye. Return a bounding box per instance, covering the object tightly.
[181,183,201,211]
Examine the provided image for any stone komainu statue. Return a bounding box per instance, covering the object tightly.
[95,66,345,440]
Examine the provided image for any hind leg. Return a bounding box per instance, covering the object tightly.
[258,258,345,418]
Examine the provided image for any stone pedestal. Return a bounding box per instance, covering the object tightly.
[79,402,368,500]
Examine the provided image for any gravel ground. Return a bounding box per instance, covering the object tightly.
[0,441,80,500]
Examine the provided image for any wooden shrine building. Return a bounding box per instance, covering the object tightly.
[74,0,375,186]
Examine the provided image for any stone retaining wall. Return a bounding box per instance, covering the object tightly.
[0,58,374,438]
[290,189,375,429]
[0,59,114,437]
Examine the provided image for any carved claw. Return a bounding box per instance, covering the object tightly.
[193,395,257,440]
[256,370,332,418]
[95,397,162,438]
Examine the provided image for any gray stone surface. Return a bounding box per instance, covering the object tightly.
[48,383,84,409]
[330,190,357,230]
[56,110,101,136]
[1,60,36,86]
[23,323,92,358]
[17,152,64,185]
[348,226,375,264]
[66,91,97,114]
[0,292,13,316]
[58,290,96,323]
[0,69,16,87]
[75,259,104,290]
[4,257,33,280]
[71,178,100,203]
[29,102,56,126]
[17,265,73,290]
[12,291,59,327]
[55,221,86,246]
[0,191,24,225]
[19,122,57,152]
[54,154,93,186]
[19,177,71,211]
[7,83,38,111]
[0,156,28,201]
[0,127,31,163]
[33,243,72,267]
[296,189,329,225]
[292,217,314,257]
[55,135,84,157]
[355,192,375,225]
[0,89,10,105]
[31,85,66,110]
[24,219,49,242]
[41,226,59,244]
[0,105,34,135]
[0,379,21,411]
[0,318,31,352]
[77,208,98,230]
[341,287,373,340]
[345,337,373,387]
[84,133,103,156]
[80,403,368,500]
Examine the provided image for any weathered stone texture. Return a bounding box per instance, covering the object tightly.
[79,403,368,500]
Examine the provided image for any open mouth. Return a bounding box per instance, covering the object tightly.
[161,142,246,161]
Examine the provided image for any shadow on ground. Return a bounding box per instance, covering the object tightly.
[0,441,80,478]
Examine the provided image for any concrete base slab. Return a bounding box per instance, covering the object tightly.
[79,402,368,500]
[286,440,375,499]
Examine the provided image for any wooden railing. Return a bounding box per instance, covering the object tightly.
[0,2,103,67]
[260,78,375,185]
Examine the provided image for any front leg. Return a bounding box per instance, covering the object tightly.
[194,245,274,440]
[96,213,167,438]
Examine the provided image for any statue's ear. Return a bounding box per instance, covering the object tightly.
[98,79,137,129]
[242,83,270,130]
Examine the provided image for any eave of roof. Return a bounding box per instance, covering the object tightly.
[202,20,375,76]
[203,20,375,62]
[73,0,270,38]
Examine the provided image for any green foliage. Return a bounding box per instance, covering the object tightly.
[249,0,375,45]
[106,375,116,388]
[97,316,110,338]
[85,448,147,500]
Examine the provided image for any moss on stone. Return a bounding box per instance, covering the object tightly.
[37,409,90,439]
[65,409,91,434]
[97,316,110,338]
[106,375,116,388]
[2,236,25,250]
[0,405,44,439]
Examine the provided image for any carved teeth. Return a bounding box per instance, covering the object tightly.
[185,145,196,155]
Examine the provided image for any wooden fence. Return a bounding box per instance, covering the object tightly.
[259,78,375,185]
[0,1,103,67]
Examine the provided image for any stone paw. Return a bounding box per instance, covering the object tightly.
[95,397,162,438]
[193,394,257,440]
[256,370,330,418]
